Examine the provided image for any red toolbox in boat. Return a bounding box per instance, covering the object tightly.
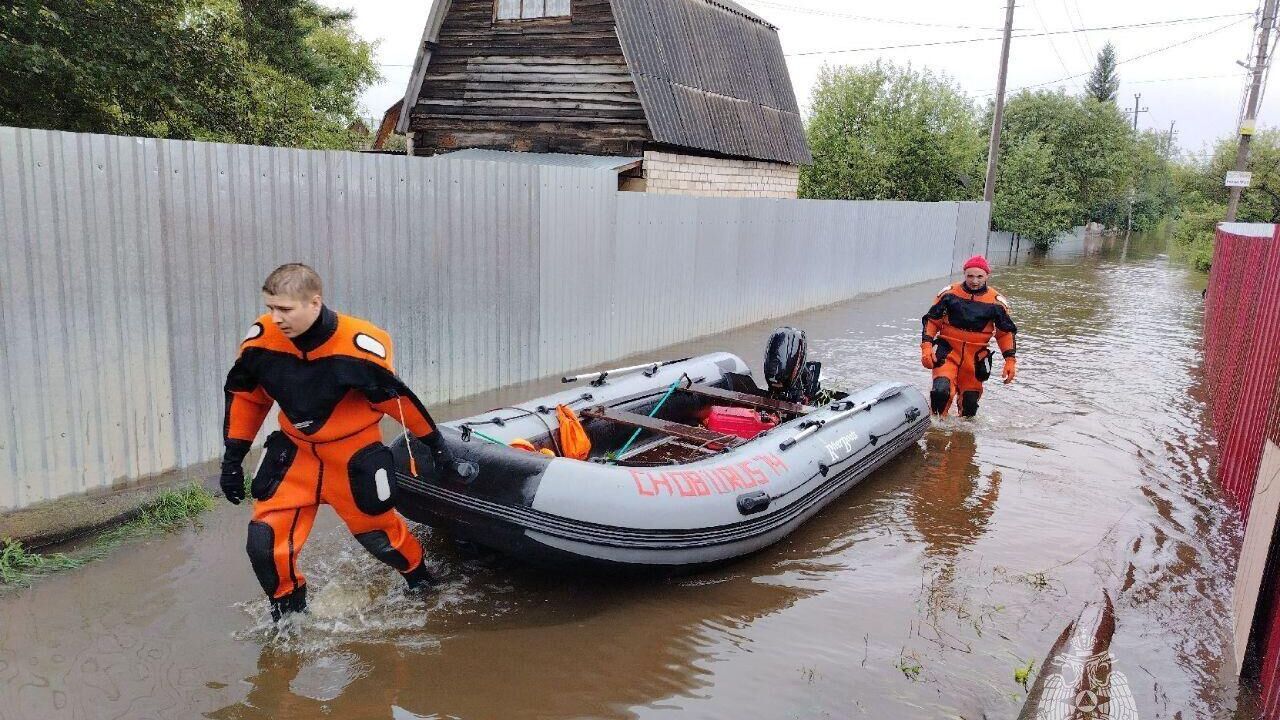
[704,405,778,440]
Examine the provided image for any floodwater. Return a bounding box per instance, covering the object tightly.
[0,233,1250,719]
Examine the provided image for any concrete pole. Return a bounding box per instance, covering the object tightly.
[982,0,1016,204]
[1227,0,1280,222]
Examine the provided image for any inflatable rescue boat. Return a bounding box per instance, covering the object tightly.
[392,330,929,569]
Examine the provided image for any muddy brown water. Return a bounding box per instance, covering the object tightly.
[0,234,1251,719]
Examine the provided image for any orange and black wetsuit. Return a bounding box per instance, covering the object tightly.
[921,282,1017,417]
[223,306,437,614]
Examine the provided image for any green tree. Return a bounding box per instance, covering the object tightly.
[996,90,1134,227]
[1169,129,1280,271]
[800,61,985,201]
[1084,42,1120,103]
[0,0,378,149]
[1198,130,1280,222]
[1127,130,1179,231]
[991,135,1076,248]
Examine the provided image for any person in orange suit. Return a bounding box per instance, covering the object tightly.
[220,263,475,621]
[920,255,1018,417]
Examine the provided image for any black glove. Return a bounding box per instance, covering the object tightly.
[420,432,479,481]
[221,440,250,504]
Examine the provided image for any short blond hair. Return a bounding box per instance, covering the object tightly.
[262,263,323,300]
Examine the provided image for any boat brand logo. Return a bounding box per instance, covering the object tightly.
[825,430,860,462]
[629,454,789,498]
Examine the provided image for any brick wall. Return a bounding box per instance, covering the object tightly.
[640,150,799,198]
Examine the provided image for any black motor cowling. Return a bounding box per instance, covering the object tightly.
[763,327,822,403]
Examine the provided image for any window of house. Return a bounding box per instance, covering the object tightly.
[496,0,570,21]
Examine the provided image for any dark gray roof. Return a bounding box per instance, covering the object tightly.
[699,0,771,27]
[610,0,812,165]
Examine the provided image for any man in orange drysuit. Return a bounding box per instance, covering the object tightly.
[220,263,475,620]
[920,255,1018,417]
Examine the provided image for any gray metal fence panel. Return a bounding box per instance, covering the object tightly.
[952,202,993,271]
[1,126,989,509]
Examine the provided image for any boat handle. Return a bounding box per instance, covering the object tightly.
[778,385,904,451]
[737,491,771,515]
[561,358,691,385]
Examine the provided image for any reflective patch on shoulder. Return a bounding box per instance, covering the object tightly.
[354,332,387,359]
[940,285,952,295]
[242,322,263,343]
[996,294,1011,309]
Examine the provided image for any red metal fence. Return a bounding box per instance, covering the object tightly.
[1204,224,1280,713]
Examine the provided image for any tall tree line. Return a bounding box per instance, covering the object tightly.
[0,0,379,149]
[800,43,1179,249]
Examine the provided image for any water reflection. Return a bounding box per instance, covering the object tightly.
[910,428,1000,560]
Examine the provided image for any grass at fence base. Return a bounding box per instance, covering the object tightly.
[0,539,85,584]
[0,482,215,586]
[135,482,215,531]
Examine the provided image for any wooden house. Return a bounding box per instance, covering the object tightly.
[395,0,811,198]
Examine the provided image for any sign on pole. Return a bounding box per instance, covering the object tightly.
[1226,171,1254,188]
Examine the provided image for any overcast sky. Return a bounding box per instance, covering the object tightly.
[330,0,1277,158]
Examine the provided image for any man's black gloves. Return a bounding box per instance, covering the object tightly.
[221,440,251,504]
[420,431,479,481]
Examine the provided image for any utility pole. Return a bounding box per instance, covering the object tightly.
[1124,93,1149,131]
[982,0,1016,204]
[1227,0,1280,222]
[1121,95,1150,240]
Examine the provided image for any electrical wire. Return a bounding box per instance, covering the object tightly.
[786,13,1253,58]
[1030,0,1082,92]
[1125,72,1248,85]
[1062,0,1096,64]
[1250,15,1280,126]
[738,0,1022,31]
[372,11,1256,69]
[968,73,1248,100]
[969,17,1252,98]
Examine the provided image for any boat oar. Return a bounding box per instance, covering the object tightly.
[562,358,690,386]
[612,377,684,460]
[779,384,905,451]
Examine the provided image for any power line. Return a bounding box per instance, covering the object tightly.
[970,17,1251,97]
[1126,72,1247,85]
[786,12,1253,58]
[739,0,1023,31]
[1030,0,1081,92]
[1063,0,1096,62]
[966,72,1248,100]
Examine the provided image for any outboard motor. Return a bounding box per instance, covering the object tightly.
[763,327,823,404]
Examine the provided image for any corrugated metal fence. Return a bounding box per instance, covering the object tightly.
[1203,223,1280,715]
[0,126,989,510]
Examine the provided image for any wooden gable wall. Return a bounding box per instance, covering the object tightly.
[408,0,651,157]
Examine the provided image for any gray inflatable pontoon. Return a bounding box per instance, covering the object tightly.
[392,352,928,570]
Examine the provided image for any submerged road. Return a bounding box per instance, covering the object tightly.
[0,234,1247,719]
